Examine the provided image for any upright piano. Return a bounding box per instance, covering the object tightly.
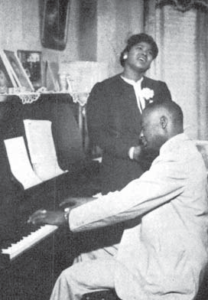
[0,93,100,300]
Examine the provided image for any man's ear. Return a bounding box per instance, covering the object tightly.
[160,116,168,129]
[123,52,128,60]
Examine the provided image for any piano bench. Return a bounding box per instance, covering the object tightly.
[82,290,121,300]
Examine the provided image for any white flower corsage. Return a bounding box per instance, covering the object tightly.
[141,88,154,103]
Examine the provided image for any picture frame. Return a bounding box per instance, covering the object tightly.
[45,60,60,92]
[4,50,34,92]
[17,50,42,90]
[41,0,70,51]
[0,50,17,89]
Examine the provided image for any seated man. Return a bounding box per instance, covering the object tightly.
[28,101,208,300]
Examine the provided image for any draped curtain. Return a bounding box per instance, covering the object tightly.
[144,0,208,140]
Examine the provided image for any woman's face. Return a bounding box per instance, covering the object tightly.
[0,70,8,87]
[125,42,154,73]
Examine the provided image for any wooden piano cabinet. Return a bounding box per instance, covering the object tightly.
[0,93,101,300]
[0,227,74,300]
[0,168,100,300]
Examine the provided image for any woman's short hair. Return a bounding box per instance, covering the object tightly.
[120,33,159,66]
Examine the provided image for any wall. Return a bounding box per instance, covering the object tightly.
[77,0,144,76]
[78,0,98,62]
[0,0,144,84]
[62,0,145,77]
[97,0,144,76]
[0,0,81,82]
[0,0,41,52]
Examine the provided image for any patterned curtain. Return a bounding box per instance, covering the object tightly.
[144,0,208,140]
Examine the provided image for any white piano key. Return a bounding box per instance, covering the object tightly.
[2,224,58,260]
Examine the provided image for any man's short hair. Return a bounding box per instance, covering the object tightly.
[120,33,159,66]
[145,101,184,127]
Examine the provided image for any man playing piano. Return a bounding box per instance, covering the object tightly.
[28,101,208,300]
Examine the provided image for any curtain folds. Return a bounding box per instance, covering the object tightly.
[145,1,208,140]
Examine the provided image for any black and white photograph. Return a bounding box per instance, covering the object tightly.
[4,50,34,92]
[17,50,42,90]
[0,51,17,91]
[0,1,208,300]
[41,0,70,51]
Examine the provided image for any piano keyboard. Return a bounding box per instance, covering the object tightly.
[1,224,58,260]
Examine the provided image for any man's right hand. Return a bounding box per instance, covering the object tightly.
[27,210,66,226]
[59,197,95,208]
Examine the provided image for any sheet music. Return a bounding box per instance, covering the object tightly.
[4,137,42,189]
[24,119,67,181]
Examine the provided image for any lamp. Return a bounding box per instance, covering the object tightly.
[59,61,108,106]
[59,61,108,151]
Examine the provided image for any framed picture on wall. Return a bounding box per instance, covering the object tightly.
[4,50,34,92]
[41,0,70,51]
[0,50,18,90]
[17,50,42,90]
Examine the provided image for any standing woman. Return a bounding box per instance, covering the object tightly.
[87,33,172,195]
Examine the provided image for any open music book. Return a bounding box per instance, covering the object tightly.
[4,136,42,189]
[23,119,67,181]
